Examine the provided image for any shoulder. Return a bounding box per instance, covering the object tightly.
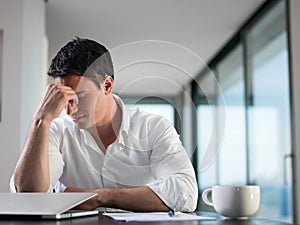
[127,106,176,139]
[129,106,171,128]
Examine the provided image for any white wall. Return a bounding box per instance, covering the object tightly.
[21,0,48,147]
[0,0,47,191]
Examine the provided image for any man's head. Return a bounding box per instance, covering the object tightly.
[47,37,114,89]
[48,38,115,129]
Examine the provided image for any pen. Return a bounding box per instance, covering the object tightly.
[168,210,175,217]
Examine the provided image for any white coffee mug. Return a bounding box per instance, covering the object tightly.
[202,185,260,218]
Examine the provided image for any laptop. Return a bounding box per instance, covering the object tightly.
[0,192,99,220]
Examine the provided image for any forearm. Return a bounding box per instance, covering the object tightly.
[14,117,51,192]
[65,186,170,212]
[14,84,79,192]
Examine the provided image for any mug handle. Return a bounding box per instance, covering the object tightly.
[202,188,214,206]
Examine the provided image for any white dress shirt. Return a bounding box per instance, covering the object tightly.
[11,95,198,212]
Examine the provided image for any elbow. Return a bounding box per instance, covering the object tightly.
[184,192,198,212]
[175,189,198,212]
[16,183,50,193]
[13,175,50,193]
[174,178,199,212]
[16,187,49,193]
[15,184,50,193]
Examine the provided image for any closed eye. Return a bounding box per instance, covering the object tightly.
[76,91,88,99]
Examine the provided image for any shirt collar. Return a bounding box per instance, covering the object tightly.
[112,94,130,144]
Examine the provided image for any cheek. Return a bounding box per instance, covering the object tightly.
[78,98,97,110]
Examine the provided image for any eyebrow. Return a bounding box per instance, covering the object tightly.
[75,90,88,95]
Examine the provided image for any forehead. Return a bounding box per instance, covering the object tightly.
[54,75,96,91]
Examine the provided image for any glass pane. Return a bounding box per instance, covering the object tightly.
[196,70,219,211]
[196,68,222,188]
[197,45,246,190]
[247,1,292,222]
[217,44,247,185]
[196,44,246,213]
[197,104,217,189]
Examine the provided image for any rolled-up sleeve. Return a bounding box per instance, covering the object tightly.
[146,117,198,212]
[48,119,65,191]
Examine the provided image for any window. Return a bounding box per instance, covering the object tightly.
[216,44,247,185]
[246,0,291,221]
[194,0,292,222]
[196,44,247,209]
[196,71,218,189]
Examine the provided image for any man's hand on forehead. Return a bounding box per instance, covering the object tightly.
[36,84,79,122]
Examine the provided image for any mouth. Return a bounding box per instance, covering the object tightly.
[71,113,86,123]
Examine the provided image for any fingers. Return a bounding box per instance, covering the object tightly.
[49,85,77,105]
[39,84,78,121]
[51,85,78,115]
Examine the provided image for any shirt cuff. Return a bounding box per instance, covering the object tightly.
[9,175,16,193]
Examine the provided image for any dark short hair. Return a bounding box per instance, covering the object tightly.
[47,37,114,89]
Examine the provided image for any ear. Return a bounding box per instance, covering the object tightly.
[103,75,113,95]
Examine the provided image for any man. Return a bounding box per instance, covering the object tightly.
[12,38,198,212]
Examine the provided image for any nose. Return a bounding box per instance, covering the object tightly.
[66,99,78,115]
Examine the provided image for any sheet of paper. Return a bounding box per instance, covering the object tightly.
[103,212,216,222]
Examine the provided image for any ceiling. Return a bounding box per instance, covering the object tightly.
[46,0,267,98]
